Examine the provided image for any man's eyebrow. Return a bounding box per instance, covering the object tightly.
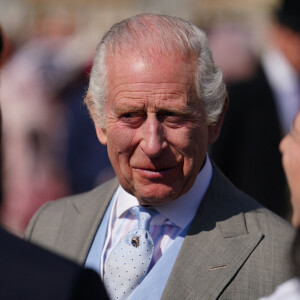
[112,106,196,116]
[112,106,145,114]
[157,107,195,115]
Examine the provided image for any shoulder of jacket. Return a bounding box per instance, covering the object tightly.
[42,176,119,211]
[25,177,119,239]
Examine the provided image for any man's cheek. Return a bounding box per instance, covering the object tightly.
[109,130,136,154]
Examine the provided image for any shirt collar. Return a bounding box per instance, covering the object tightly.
[114,154,213,229]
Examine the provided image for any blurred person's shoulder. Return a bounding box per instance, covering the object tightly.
[0,227,108,300]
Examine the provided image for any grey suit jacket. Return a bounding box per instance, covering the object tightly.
[25,165,295,299]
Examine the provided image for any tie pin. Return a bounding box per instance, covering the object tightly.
[131,236,140,248]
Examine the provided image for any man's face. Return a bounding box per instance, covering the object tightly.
[96,51,221,205]
[280,112,300,227]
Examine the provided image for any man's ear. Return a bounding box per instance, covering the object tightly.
[96,127,108,145]
[208,97,229,144]
[84,92,108,145]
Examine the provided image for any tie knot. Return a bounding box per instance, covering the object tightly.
[131,206,157,231]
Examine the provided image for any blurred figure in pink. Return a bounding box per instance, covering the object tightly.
[0,14,77,234]
[208,22,256,83]
[0,24,109,300]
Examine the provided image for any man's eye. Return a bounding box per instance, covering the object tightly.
[159,111,181,122]
[165,111,176,117]
[157,111,189,127]
[122,112,135,119]
[157,111,177,119]
[120,113,144,126]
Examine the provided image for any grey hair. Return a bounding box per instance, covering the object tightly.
[86,13,227,127]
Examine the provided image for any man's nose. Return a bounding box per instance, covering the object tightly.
[140,115,167,157]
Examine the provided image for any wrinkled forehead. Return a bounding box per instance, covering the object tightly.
[107,46,196,69]
[103,49,201,115]
[105,49,197,94]
[105,39,196,68]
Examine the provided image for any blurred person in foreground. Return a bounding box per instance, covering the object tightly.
[210,0,300,219]
[25,14,295,299]
[259,111,300,299]
[0,27,108,300]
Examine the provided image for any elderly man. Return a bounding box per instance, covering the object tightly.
[26,14,294,299]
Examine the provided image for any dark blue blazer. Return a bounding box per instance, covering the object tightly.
[0,227,108,300]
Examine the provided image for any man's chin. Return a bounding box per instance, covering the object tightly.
[138,197,175,206]
[134,186,179,206]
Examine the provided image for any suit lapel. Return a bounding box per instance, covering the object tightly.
[162,166,263,300]
[52,164,263,298]
[54,178,119,264]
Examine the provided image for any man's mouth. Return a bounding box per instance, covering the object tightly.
[132,166,177,179]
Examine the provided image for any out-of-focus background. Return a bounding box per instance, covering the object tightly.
[0,0,281,235]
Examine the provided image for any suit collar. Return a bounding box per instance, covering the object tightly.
[54,177,119,264]
[161,164,263,299]
[72,177,119,214]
